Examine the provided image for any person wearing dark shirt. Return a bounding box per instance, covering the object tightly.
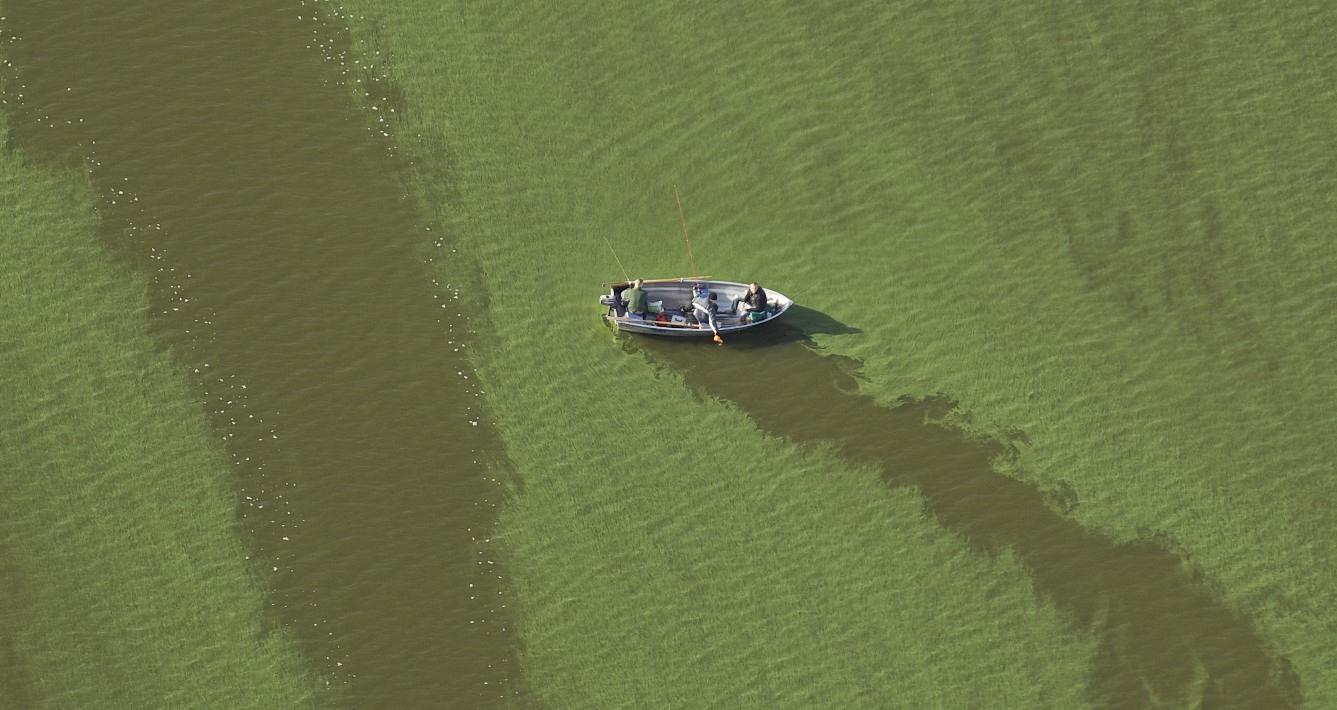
[733,282,768,321]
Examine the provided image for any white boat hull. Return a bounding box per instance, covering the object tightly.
[600,279,793,337]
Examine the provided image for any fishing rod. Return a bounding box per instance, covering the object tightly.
[601,233,630,283]
[672,184,723,345]
[674,183,698,275]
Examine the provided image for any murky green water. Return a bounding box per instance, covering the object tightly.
[634,313,1300,709]
[3,0,1320,706]
[3,1,513,706]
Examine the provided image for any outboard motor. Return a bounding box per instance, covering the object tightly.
[605,284,627,317]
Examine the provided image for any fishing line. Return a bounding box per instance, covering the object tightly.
[601,234,630,283]
[673,183,698,275]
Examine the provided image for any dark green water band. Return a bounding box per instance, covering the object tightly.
[3,2,515,707]
[636,320,1301,709]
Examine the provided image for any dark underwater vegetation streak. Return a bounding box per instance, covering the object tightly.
[3,2,515,706]
[635,313,1300,709]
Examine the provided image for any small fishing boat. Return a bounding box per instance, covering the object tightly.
[600,278,793,337]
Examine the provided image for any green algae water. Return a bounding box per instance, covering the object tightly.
[6,0,1336,706]
[2,2,514,707]
[634,319,1300,709]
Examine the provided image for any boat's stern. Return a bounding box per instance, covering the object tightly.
[600,283,628,317]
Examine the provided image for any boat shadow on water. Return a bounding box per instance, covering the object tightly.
[618,307,1300,709]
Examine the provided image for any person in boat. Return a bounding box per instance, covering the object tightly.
[690,282,720,336]
[732,282,768,322]
[621,278,648,320]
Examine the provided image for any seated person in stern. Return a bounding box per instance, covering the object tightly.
[732,282,768,321]
[621,278,648,319]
